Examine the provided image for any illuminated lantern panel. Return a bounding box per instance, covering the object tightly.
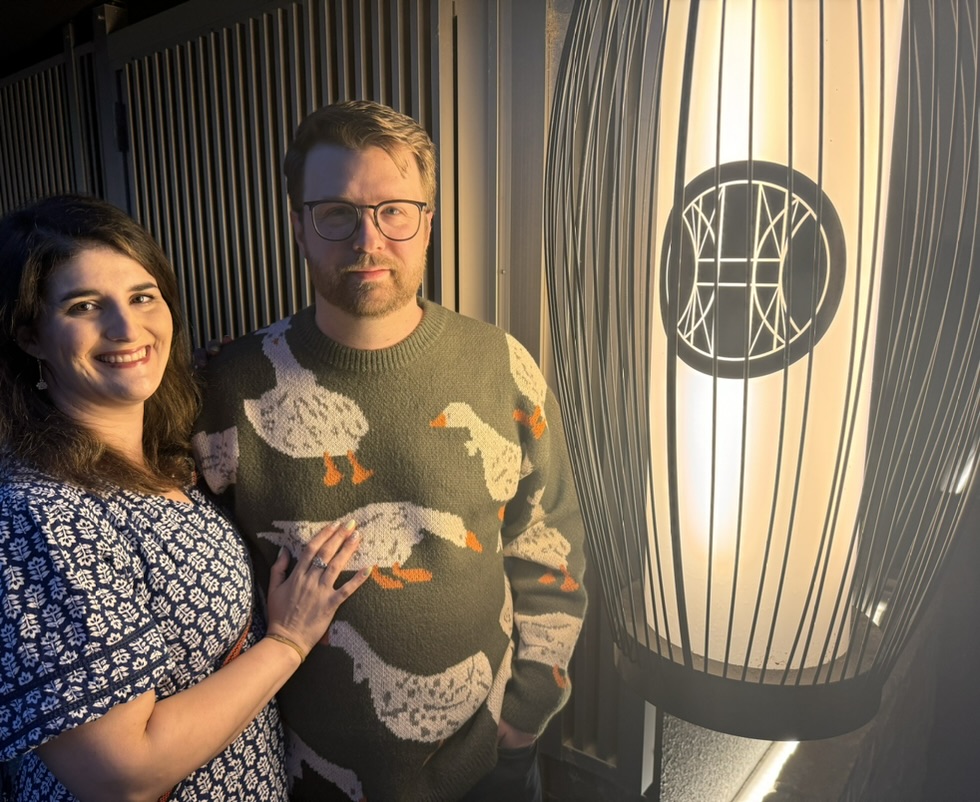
[647,0,902,675]
[546,0,979,739]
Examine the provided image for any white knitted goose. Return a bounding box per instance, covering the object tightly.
[506,334,548,439]
[328,620,493,743]
[483,577,516,723]
[286,730,364,802]
[503,488,580,592]
[484,639,513,726]
[430,401,521,520]
[512,610,583,690]
[257,500,483,589]
[243,317,373,486]
[504,526,579,592]
[191,425,239,494]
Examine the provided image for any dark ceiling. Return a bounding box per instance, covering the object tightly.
[0,1,182,78]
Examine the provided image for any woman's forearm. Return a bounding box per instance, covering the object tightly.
[36,635,303,802]
[35,522,367,802]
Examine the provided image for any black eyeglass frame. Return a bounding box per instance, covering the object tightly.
[302,198,431,241]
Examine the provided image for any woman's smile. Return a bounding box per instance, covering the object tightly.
[24,245,174,431]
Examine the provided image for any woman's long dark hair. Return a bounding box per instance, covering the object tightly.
[0,194,200,493]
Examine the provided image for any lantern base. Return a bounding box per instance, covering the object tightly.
[613,629,884,741]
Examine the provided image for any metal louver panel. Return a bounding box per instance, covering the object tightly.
[0,48,103,213]
[117,0,437,348]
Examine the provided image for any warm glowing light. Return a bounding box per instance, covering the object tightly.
[645,0,905,671]
[547,0,980,740]
[733,740,800,802]
[939,445,977,495]
[872,601,888,628]
[953,450,976,495]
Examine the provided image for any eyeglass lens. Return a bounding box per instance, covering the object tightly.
[311,201,423,241]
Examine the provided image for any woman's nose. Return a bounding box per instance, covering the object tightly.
[105,305,139,340]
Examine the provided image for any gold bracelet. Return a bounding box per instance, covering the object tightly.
[266,633,307,664]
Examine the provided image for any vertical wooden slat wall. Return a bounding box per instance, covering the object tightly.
[0,46,103,213]
[114,0,436,347]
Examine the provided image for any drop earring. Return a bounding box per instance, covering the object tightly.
[36,360,47,391]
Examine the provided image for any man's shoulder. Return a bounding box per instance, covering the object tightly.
[197,315,295,416]
[434,304,541,368]
[426,300,508,343]
[207,311,306,372]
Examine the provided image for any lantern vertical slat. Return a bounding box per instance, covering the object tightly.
[546,0,980,740]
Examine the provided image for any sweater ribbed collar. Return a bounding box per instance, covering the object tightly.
[289,298,449,372]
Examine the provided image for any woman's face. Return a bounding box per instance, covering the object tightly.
[23,245,173,423]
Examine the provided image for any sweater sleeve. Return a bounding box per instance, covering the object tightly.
[499,378,588,736]
[191,350,246,504]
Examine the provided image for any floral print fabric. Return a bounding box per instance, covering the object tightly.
[0,465,286,801]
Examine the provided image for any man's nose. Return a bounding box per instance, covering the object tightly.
[352,210,386,251]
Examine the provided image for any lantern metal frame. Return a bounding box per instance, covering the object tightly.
[545,0,980,740]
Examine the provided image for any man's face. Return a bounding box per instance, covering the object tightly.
[290,144,432,321]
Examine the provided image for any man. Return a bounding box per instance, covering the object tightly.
[193,100,587,801]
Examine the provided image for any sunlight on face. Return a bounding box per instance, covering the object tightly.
[27,246,173,428]
[292,144,432,321]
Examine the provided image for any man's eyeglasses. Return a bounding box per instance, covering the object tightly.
[303,199,430,241]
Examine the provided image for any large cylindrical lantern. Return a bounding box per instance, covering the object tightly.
[546,0,979,739]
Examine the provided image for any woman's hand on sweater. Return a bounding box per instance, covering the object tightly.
[34,521,369,802]
[265,520,369,659]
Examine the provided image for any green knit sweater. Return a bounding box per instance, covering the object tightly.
[192,300,587,801]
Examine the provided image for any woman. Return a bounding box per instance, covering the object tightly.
[0,194,368,801]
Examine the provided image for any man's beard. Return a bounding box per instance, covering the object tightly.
[315,254,424,318]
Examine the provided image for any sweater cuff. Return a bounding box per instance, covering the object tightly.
[500,659,573,737]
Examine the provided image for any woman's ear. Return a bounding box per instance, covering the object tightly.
[16,326,42,359]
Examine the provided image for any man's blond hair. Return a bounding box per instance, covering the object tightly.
[284,100,437,210]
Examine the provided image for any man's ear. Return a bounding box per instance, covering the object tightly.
[16,326,42,359]
[290,208,309,260]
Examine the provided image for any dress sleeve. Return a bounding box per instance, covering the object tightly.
[500,375,589,736]
[0,481,170,761]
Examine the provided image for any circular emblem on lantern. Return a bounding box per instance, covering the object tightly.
[660,161,845,378]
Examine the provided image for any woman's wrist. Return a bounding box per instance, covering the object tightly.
[264,632,307,664]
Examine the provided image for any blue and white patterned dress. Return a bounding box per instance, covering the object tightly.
[0,463,287,801]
